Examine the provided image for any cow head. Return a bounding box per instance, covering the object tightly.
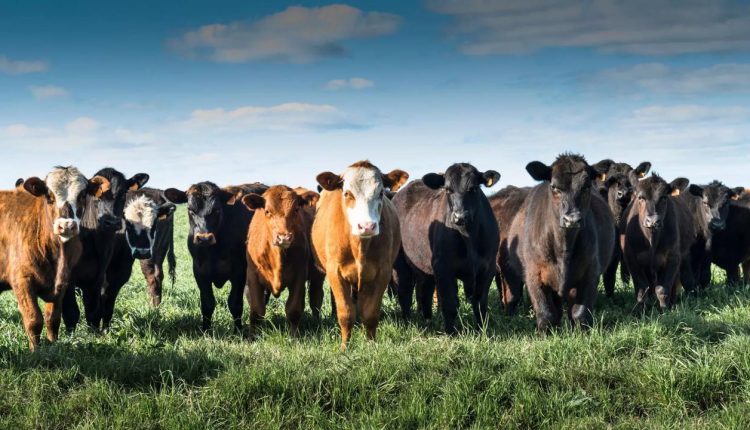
[242,185,318,249]
[316,160,408,238]
[630,172,685,232]
[22,166,111,242]
[603,173,633,221]
[422,163,500,227]
[592,159,651,189]
[165,182,239,247]
[123,195,175,259]
[88,168,149,232]
[688,181,744,231]
[527,154,596,230]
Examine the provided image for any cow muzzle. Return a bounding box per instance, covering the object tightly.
[560,212,582,229]
[193,232,217,247]
[354,221,379,238]
[54,218,79,242]
[709,218,726,230]
[644,215,662,230]
[451,211,470,226]
[273,233,293,249]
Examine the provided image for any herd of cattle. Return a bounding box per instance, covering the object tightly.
[1,155,749,351]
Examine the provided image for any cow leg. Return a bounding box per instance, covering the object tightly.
[655,257,680,311]
[194,270,216,331]
[358,276,389,342]
[100,280,124,330]
[328,272,354,350]
[393,250,415,319]
[228,276,245,334]
[569,271,597,330]
[80,283,102,331]
[526,271,556,333]
[308,268,325,322]
[679,256,697,298]
[471,271,492,330]
[435,273,459,335]
[499,266,523,316]
[603,248,619,298]
[140,259,163,308]
[742,260,750,286]
[15,285,43,350]
[61,287,80,334]
[416,277,435,320]
[726,265,741,287]
[245,270,266,339]
[43,296,65,342]
[620,259,631,287]
[286,279,306,337]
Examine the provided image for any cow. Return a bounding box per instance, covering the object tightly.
[312,160,408,350]
[165,182,267,332]
[709,190,750,285]
[0,166,109,349]
[392,163,500,334]
[489,185,531,315]
[621,174,695,311]
[678,181,744,289]
[101,188,177,328]
[293,187,326,319]
[591,159,651,195]
[241,185,321,337]
[500,154,615,332]
[62,168,149,332]
[599,173,635,297]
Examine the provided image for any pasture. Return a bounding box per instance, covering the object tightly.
[2,207,750,429]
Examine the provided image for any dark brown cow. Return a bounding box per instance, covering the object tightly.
[0,167,109,349]
[621,175,695,311]
[500,154,615,331]
[710,190,750,285]
[241,185,320,337]
[312,160,408,350]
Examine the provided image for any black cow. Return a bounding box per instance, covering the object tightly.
[63,167,149,332]
[621,175,695,311]
[501,154,615,331]
[392,163,500,334]
[710,190,750,285]
[165,182,267,332]
[678,181,744,289]
[102,188,176,328]
[591,159,651,195]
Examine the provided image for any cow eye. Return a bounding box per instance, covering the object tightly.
[344,191,353,200]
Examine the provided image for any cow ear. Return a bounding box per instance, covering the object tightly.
[422,173,445,189]
[23,177,49,198]
[14,178,24,189]
[382,169,409,192]
[164,188,188,204]
[688,184,704,197]
[670,178,690,196]
[88,175,111,198]
[482,170,501,187]
[316,185,323,193]
[634,162,652,178]
[297,191,320,207]
[591,159,614,181]
[604,176,619,188]
[526,161,551,182]
[157,203,176,220]
[220,190,240,206]
[127,173,150,191]
[241,193,265,211]
[316,172,343,191]
[731,187,745,200]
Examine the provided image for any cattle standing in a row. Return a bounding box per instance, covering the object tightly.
[393,163,500,334]
[313,161,407,350]
[62,168,149,332]
[500,154,615,331]
[622,175,695,311]
[103,189,176,328]
[165,182,268,332]
[0,167,109,349]
[241,185,321,337]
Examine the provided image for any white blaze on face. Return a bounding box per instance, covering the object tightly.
[124,195,159,255]
[342,166,384,237]
[45,167,87,242]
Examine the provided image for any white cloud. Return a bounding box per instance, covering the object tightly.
[167,4,400,63]
[0,55,47,75]
[598,63,750,93]
[626,105,750,126]
[179,102,365,132]
[65,117,99,135]
[29,85,68,100]
[427,0,750,56]
[325,77,374,90]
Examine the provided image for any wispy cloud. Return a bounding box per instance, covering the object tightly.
[427,0,750,56]
[0,54,47,75]
[324,77,374,90]
[597,63,750,93]
[625,104,750,126]
[168,4,401,63]
[29,85,68,100]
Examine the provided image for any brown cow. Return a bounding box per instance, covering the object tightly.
[0,167,109,349]
[312,160,408,350]
[242,185,320,337]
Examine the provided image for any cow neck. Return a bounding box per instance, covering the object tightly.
[542,192,582,289]
[54,237,82,297]
[33,196,60,263]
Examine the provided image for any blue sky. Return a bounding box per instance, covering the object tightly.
[2,0,750,189]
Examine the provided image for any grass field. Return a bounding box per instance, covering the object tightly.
[2,208,750,428]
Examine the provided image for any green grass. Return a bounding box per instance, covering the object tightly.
[2,208,750,429]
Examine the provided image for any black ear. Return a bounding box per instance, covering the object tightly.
[157,203,176,220]
[482,170,501,187]
[634,162,651,178]
[164,188,188,204]
[688,184,704,197]
[23,177,48,197]
[732,187,746,200]
[316,185,323,193]
[526,161,551,182]
[316,172,343,191]
[422,173,445,189]
[241,193,265,211]
[627,170,640,189]
[220,189,240,206]
[14,178,24,188]
[296,190,320,207]
[670,177,690,195]
[604,176,619,188]
[592,159,614,176]
[127,173,150,191]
